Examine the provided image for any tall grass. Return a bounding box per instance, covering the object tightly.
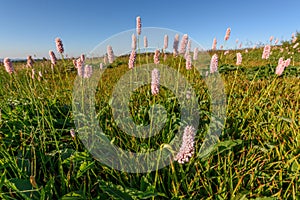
[0,42,299,199]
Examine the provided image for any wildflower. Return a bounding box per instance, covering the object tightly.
[39,71,42,78]
[26,55,34,67]
[293,43,299,49]
[76,57,84,77]
[193,47,199,61]
[164,34,168,50]
[144,36,148,48]
[173,34,179,57]
[210,54,218,73]
[131,34,137,50]
[107,45,115,63]
[136,16,141,35]
[84,65,93,78]
[275,57,285,76]
[49,50,57,66]
[151,68,160,95]
[245,49,248,53]
[224,50,229,55]
[55,37,64,54]
[80,54,85,62]
[70,128,76,138]
[174,125,195,164]
[236,39,239,44]
[236,52,242,65]
[3,57,14,74]
[128,50,136,69]
[100,63,103,70]
[284,58,291,67]
[239,42,243,49]
[292,36,297,43]
[269,36,274,43]
[211,38,217,50]
[224,27,231,41]
[186,54,192,70]
[274,38,279,45]
[154,49,160,64]
[262,45,271,59]
[179,34,188,54]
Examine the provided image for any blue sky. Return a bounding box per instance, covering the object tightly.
[0,0,300,59]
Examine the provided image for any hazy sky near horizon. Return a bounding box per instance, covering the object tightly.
[0,0,300,59]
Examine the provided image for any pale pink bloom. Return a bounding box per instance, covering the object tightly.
[293,43,299,49]
[154,49,160,64]
[3,58,14,74]
[274,38,279,45]
[80,54,85,62]
[70,128,76,138]
[284,58,291,67]
[245,49,248,53]
[193,47,199,61]
[235,39,239,44]
[262,45,271,59]
[239,42,243,49]
[173,34,179,57]
[164,34,168,50]
[27,55,34,67]
[210,54,218,73]
[136,16,141,35]
[55,37,64,54]
[269,36,274,43]
[174,125,195,164]
[76,57,84,77]
[144,36,148,48]
[131,34,137,50]
[275,57,285,76]
[49,50,57,65]
[84,65,93,78]
[292,36,297,43]
[151,68,160,95]
[39,71,42,77]
[128,50,136,69]
[236,52,242,65]
[211,38,217,50]
[185,54,192,70]
[179,34,189,54]
[107,45,115,63]
[224,28,231,41]
[100,63,103,70]
[224,50,229,55]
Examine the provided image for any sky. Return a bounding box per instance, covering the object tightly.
[0,0,300,59]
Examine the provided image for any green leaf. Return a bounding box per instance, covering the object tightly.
[76,161,95,178]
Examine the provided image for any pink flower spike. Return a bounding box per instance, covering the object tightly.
[154,49,160,64]
[136,16,141,35]
[174,125,195,164]
[186,54,192,70]
[107,45,115,64]
[55,37,64,54]
[224,28,231,41]
[210,54,218,73]
[236,52,242,65]
[131,34,137,50]
[151,68,160,95]
[212,38,217,50]
[128,50,136,69]
[179,34,189,54]
[3,58,14,74]
[164,34,168,50]
[144,36,148,48]
[173,34,179,57]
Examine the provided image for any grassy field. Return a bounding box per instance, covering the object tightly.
[0,35,300,199]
